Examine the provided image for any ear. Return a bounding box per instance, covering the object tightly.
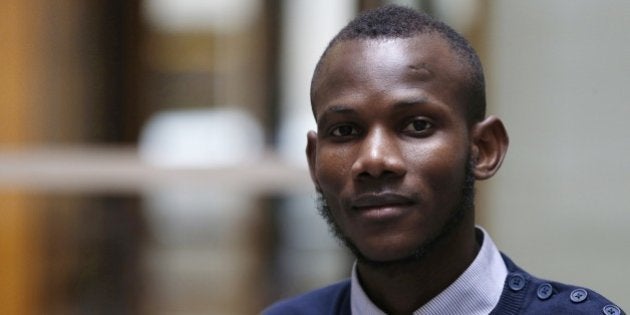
[306,130,321,190]
[470,116,509,180]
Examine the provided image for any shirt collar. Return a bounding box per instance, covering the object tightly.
[350,226,507,315]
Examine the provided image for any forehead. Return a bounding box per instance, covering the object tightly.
[312,34,469,117]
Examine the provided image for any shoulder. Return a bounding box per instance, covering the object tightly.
[494,254,625,315]
[262,279,351,315]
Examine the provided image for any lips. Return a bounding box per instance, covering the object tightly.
[351,193,415,212]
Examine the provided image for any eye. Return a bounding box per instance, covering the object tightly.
[330,125,359,137]
[402,118,433,135]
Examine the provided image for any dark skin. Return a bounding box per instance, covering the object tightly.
[307,34,508,314]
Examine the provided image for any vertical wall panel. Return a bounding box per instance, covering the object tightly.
[0,1,45,314]
[485,0,630,308]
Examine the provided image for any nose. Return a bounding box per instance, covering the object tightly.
[351,127,406,180]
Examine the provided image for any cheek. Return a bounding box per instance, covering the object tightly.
[406,139,469,193]
[315,146,353,193]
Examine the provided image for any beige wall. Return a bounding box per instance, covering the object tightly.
[483,0,630,308]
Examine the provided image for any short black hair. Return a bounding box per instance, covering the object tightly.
[310,5,486,123]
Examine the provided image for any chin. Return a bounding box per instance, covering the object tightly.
[361,247,417,263]
[352,235,432,267]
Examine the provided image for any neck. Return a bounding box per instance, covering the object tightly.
[356,220,479,315]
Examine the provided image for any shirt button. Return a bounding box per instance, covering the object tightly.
[602,304,622,315]
[508,274,526,291]
[536,283,553,300]
[569,288,588,303]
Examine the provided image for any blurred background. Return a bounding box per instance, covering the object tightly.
[1,0,628,314]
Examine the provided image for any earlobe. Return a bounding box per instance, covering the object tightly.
[306,131,321,189]
[471,116,509,180]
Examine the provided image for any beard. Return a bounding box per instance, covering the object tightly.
[316,156,476,269]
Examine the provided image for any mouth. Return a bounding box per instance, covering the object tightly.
[350,193,415,220]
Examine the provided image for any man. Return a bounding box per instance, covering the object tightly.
[264,5,624,315]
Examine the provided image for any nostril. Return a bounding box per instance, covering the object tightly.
[351,151,407,179]
[354,164,404,180]
[351,130,406,179]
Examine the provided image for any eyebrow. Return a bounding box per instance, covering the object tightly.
[316,105,356,125]
[316,97,431,125]
[391,97,430,111]
[325,105,354,113]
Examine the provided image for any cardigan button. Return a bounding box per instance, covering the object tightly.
[507,274,526,291]
[570,288,588,303]
[602,304,622,315]
[536,283,553,300]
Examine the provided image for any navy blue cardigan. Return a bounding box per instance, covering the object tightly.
[263,255,624,314]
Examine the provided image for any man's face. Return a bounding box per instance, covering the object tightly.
[307,34,475,264]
